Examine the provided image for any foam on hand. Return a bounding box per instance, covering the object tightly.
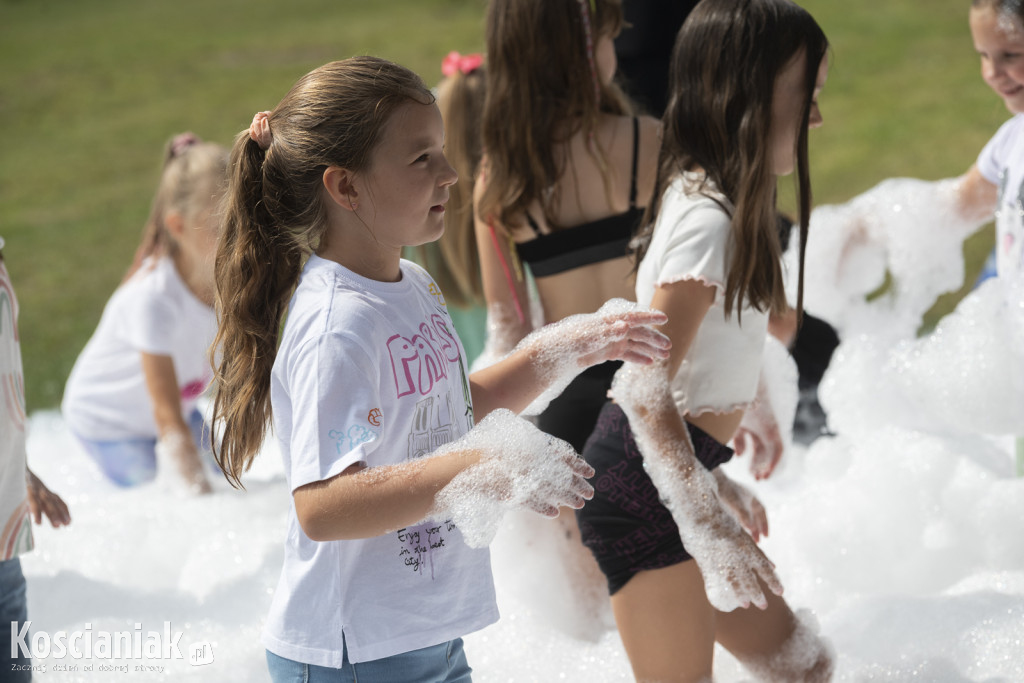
[517,298,655,416]
[430,408,590,548]
[154,429,211,496]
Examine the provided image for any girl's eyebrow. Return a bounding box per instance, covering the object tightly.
[406,136,438,151]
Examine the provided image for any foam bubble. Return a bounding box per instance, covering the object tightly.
[788,177,985,339]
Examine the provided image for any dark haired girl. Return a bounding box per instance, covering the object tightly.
[577,0,836,679]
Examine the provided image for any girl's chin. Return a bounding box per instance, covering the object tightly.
[1000,88,1024,113]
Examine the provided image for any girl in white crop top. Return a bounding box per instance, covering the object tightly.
[582,1,836,680]
[634,175,770,418]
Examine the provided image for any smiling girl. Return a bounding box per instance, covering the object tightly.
[831,0,1024,283]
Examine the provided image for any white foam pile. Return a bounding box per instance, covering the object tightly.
[17,179,1024,680]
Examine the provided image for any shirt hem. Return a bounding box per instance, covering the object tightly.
[685,400,753,418]
[262,606,499,667]
[655,273,725,295]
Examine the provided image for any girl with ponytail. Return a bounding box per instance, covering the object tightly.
[209,56,669,680]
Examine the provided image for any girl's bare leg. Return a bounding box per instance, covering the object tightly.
[715,579,834,683]
[611,562,833,683]
[611,561,715,683]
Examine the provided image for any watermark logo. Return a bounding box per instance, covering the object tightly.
[10,621,213,668]
[189,641,214,666]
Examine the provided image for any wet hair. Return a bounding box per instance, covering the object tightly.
[211,56,434,488]
[412,65,487,308]
[125,133,228,282]
[478,0,632,231]
[634,0,829,319]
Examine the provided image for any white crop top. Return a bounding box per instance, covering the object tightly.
[635,175,767,417]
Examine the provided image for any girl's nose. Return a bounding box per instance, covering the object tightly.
[809,106,823,130]
[982,57,1001,83]
[439,156,458,187]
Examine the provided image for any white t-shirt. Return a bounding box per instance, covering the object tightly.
[977,113,1024,277]
[263,255,497,667]
[61,256,217,441]
[0,247,34,561]
[635,175,768,416]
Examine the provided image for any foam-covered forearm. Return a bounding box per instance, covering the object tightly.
[513,298,668,415]
[610,362,781,611]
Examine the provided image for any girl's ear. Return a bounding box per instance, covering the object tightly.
[164,211,185,240]
[323,166,360,211]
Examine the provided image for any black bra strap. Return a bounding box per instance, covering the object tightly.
[525,212,543,236]
[629,116,639,208]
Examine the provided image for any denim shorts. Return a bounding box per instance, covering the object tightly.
[0,557,32,682]
[266,639,472,683]
[71,408,213,487]
[576,402,734,595]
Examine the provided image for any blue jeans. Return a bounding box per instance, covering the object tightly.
[0,557,32,682]
[266,639,472,683]
[72,409,213,487]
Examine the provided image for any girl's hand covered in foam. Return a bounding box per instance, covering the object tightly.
[431,409,595,548]
[155,430,213,496]
[514,298,670,415]
[713,469,769,543]
[680,485,780,612]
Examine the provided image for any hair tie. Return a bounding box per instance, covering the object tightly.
[576,0,601,104]
[441,51,483,77]
[169,132,200,159]
[249,111,273,150]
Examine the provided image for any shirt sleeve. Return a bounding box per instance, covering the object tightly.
[120,286,178,356]
[286,332,383,491]
[653,200,732,294]
[977,115,1024,185]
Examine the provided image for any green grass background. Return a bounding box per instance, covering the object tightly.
[0,0,1008,412]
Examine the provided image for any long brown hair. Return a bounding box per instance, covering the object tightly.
[634,0,829,319]
[478,0,631,231]
[211,57,434,488]
[412,65,486,308]
[125,133,228,282]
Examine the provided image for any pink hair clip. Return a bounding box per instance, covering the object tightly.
[169,132,200,159]
[249,111,273,151]
[441,51,483,77]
